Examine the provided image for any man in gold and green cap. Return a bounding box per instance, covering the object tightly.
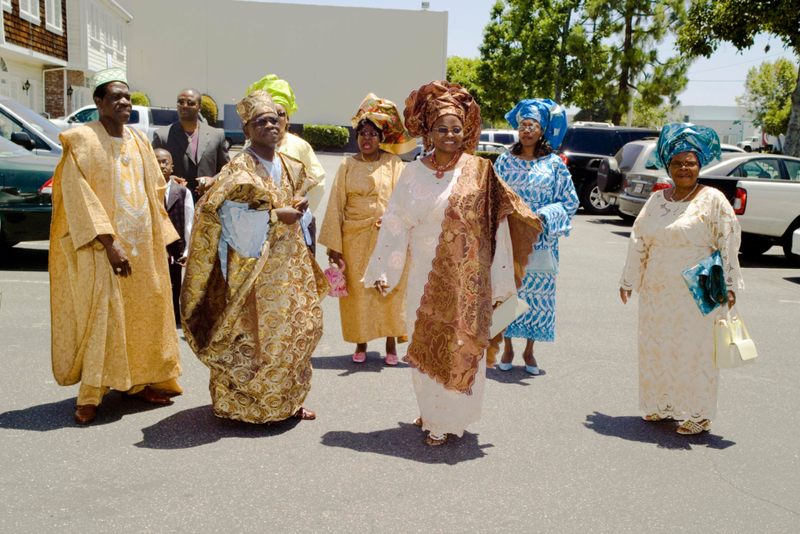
[181,89,329,424]
[244,75,325,254]
[49,68,183,424]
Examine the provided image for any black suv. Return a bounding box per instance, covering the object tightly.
[559,123,660,214]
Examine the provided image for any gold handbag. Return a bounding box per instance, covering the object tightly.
[714,307,757,369]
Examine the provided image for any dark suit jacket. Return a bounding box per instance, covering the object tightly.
[152,121,230,193]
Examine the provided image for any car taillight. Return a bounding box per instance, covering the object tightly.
[559,153,568,166]
[733,188,746,215]
[39,177,53,195]
[651,183,671,192]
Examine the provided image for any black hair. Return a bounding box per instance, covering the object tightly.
[510,137,553,159]
[356,118,383,142]
[92,81,129,101]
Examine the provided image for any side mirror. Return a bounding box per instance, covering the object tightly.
[11,131,34,151]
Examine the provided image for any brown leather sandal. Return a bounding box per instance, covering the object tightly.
[74,405,97,424]
[293,407,316,420]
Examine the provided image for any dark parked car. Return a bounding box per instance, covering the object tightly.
[558,123,660,214]
[0,136,58,248]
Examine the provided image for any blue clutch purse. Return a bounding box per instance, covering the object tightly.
[681,250,728,315]
[526,248,559,274]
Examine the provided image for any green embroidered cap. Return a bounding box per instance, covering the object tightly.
[90,67,128,92]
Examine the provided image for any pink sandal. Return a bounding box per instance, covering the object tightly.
[352,352,366,363]
[385,352,398,366]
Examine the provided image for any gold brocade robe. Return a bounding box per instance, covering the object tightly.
[49,122,182,393]
[318,153,408,343]
[181,151,329,423]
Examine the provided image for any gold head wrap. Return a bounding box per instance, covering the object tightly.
[403,81,482,153]
[351,93,417,155]
[236,90,277,124]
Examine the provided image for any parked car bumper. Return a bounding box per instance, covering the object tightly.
[617,193,647,218]
[0,204,52,243]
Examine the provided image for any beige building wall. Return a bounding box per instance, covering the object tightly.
[117,0,448,125]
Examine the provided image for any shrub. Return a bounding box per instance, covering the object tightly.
[475,150,501,163]
[200,94,218,126]
[302,124,349,151]
[130,91,150,106]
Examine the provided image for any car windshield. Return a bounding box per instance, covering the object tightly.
[616,143,645,171]
[1,99,63,146]
[0,135,33,157]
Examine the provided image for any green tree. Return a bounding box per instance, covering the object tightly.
[621,96,672,129]
[446,56,484,109]
[478,0,612,124]
[677,0,800,156]
[736,58,798,136]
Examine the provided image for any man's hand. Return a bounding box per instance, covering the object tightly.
[328,250,343,269]
[177,254,188,267]
[374,279,390,296]
[195,176,215,195]
[274,207,303,224]
[293,196,309,212]
[97,235,131,277]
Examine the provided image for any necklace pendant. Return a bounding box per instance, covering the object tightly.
[435,170,445,179]
[368,165,374,171]
[121,155,131,165]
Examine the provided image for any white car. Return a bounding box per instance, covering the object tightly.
[51,104,179,141]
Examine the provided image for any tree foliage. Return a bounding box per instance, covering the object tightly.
[478,0,689,126]
[736,58,797,136]
[446,56,484,111]
[130,91,150,106]
[677,0,800,155]
[621,96,671,130]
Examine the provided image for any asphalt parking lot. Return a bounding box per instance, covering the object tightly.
[0,153,798,533]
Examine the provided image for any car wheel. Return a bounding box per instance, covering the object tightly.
[581,180,615,215]
[743,146,751,153]
[783,223,800,267]
[739,234,773,257]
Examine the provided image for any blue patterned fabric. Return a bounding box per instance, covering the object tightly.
[495,152,579,341]
[655,123,721,170]
[504,99,569,150]
[218,200,271,279]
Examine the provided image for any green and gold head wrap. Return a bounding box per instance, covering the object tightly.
[244,75,298,117]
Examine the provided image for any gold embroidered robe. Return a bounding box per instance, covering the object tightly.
[318,153,408,343]
[49,122,182,394]
[181,151,329,423]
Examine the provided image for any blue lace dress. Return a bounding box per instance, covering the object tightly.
[495,152,579,341]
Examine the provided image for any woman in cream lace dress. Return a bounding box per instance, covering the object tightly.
[620,123,742,435]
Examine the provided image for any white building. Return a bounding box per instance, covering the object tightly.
[117,0,448,127]
[671,105,759,145]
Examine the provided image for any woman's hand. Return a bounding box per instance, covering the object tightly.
[727,290,736,308]
[196,176,216,195]
[293,196,309,212]
[374,279,390,296]
[273,207,303,224]
[620,287,632,304]
[328,250,343,269]
[98,235,131,277]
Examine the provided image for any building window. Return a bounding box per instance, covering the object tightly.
[45,0,63,35]
[19,0,41,25]
[89,2,100,49]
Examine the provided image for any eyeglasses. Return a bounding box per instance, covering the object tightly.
[248,116,280,129]
[434,126,463,136]
[669,160,699,170]
[518,124,541,133]
[358,130,380,138]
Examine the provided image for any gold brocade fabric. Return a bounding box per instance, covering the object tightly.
[49,122,182,393]
[181,151,329,424]
[318,153,408,343]
[404,156,542,394]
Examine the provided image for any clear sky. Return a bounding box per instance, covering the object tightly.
[254,0,798,109]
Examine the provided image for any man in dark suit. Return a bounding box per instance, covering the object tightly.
[152,88,229,201]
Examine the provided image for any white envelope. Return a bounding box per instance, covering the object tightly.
[490,294,530,338]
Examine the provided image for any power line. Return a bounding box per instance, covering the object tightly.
[689,80,746,82]
[690,51,794,74]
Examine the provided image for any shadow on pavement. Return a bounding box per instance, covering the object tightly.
[585,217,631,227]
[0,245,49,272]
[134,405,300,449]
[583,412,736,450]
[311,353,407,377]
[784,277,800,285]
[0,392,171,431]
[321,422,492,465]
[485,366,545,386]
[739,254,798,269]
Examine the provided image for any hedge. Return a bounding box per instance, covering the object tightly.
[201,94,218,126]
[302,124,349,151]
[474,150,502,163]
[130,91,150,106]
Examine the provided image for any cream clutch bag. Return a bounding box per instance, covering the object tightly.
[491,294,530,338]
